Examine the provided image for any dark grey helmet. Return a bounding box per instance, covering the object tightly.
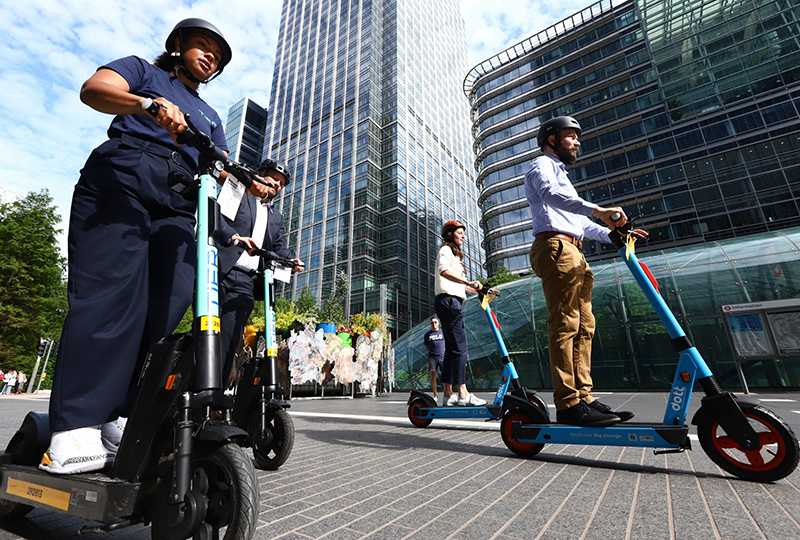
[165,18,232,74]
[258,159,291,185]
[537,116,582,149]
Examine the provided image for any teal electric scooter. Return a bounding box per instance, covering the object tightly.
[0,114,263,537]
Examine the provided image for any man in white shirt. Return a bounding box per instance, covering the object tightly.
[217,159,303,384]
[526,116,634,426]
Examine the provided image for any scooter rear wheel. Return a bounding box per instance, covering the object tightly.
[501,408,545,458]
[251,409,294,470]
[0,441,33,519]
[408,397,433,428]
[697,405,799,482]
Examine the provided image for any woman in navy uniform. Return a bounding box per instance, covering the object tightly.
[42,19,258,474]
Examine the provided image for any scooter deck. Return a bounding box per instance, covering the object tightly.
[511,422,690,448]
[0,463,158,523]
[416,405,502,420]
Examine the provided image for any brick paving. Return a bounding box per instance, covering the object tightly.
[1,392,800,539]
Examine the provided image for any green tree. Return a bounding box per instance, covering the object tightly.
[487,266,520,287]
[0,190,67,373]
[317,270,348,325]
[295,286,317,314]
[173,307,194,334]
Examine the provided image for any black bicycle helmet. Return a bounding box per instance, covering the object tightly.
[258,159,291,186]
[441,220,466,239]
[537,116,582,150]
[165,18,232,76]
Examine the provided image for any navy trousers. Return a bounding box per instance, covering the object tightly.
[433,294,468,386]
[49,137,196,432]
[218,267,257,386]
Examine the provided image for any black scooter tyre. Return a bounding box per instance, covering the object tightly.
[697,405,799,482]
[251,409,294,471]
[408,397,433,428]
[152,443,258,540]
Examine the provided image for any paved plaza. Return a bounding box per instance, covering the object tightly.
[1,391,799,539]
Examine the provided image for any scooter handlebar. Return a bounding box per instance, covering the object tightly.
[231,240,302,270]
[476,287,501,301]
[141,100,265,189]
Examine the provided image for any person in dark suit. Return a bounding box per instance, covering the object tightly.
[216,159,303,384]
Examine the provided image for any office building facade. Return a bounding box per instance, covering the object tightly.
[225,97,269,169]
[264,0,484,337]
[465,0,800,276]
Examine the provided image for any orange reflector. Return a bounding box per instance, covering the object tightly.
[165,374,176,390]
[502,376,508,382]
[681,372,691,383]
[254,377,260,386]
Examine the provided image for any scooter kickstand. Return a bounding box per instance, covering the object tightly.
[653,447,688,456]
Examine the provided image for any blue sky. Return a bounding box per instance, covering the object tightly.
[0,0,590,256]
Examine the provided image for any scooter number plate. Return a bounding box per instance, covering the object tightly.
[6,477,70,510]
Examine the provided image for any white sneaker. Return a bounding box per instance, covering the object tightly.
[444,394,459,407]
[457,393,487,407]
[39,426,114,474]
[101,417,127,452]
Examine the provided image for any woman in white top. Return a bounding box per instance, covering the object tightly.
[433,221,487,407]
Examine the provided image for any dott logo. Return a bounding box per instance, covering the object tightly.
[669,384,686,411]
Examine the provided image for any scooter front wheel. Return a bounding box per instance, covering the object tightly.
[697,405,799,482]
[501,408,545,458]
[251,409,295,470]
[408,397,432,428]
[152,443,258,540]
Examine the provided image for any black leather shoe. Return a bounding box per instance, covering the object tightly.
[589,400,634,422]
[555,401,620,427]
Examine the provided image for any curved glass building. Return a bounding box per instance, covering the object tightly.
[393,228,800,391]
[464,0,800,276]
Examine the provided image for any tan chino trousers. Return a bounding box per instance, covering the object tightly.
[530,237,596,410]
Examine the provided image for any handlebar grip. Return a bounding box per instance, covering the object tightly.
[611,212,621,221]
[141,97,163,117]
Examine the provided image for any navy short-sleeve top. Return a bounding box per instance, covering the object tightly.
[101,56,227,172]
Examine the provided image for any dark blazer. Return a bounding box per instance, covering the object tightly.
[216,194,292,277]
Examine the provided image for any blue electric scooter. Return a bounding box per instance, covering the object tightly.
[503,216,800,482]
[407,288,549,427]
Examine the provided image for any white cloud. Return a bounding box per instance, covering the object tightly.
[0,0,282,253]
[0,0,592,255]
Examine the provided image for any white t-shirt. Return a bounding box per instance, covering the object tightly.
[435,245,466,299]
[234,200,270,273]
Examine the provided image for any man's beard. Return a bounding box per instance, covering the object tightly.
[555,140,578,166]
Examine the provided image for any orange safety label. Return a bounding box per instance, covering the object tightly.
[6,477,71,511]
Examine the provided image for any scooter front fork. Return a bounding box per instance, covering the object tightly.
[173,393,195,504]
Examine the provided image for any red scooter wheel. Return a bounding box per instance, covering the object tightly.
[697,405,799,482]
[501,408,545,458]
[408,397,433,428]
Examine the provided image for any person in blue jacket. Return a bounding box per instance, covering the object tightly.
[42,19,265,475]
[215,159,304,385]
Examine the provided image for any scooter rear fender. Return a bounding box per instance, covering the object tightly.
[408,390,436,408]
[2,411,51,467]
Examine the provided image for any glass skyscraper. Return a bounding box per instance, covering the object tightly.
[465,0,800,276]
[225,97,268,169]
[264,0,484,337]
